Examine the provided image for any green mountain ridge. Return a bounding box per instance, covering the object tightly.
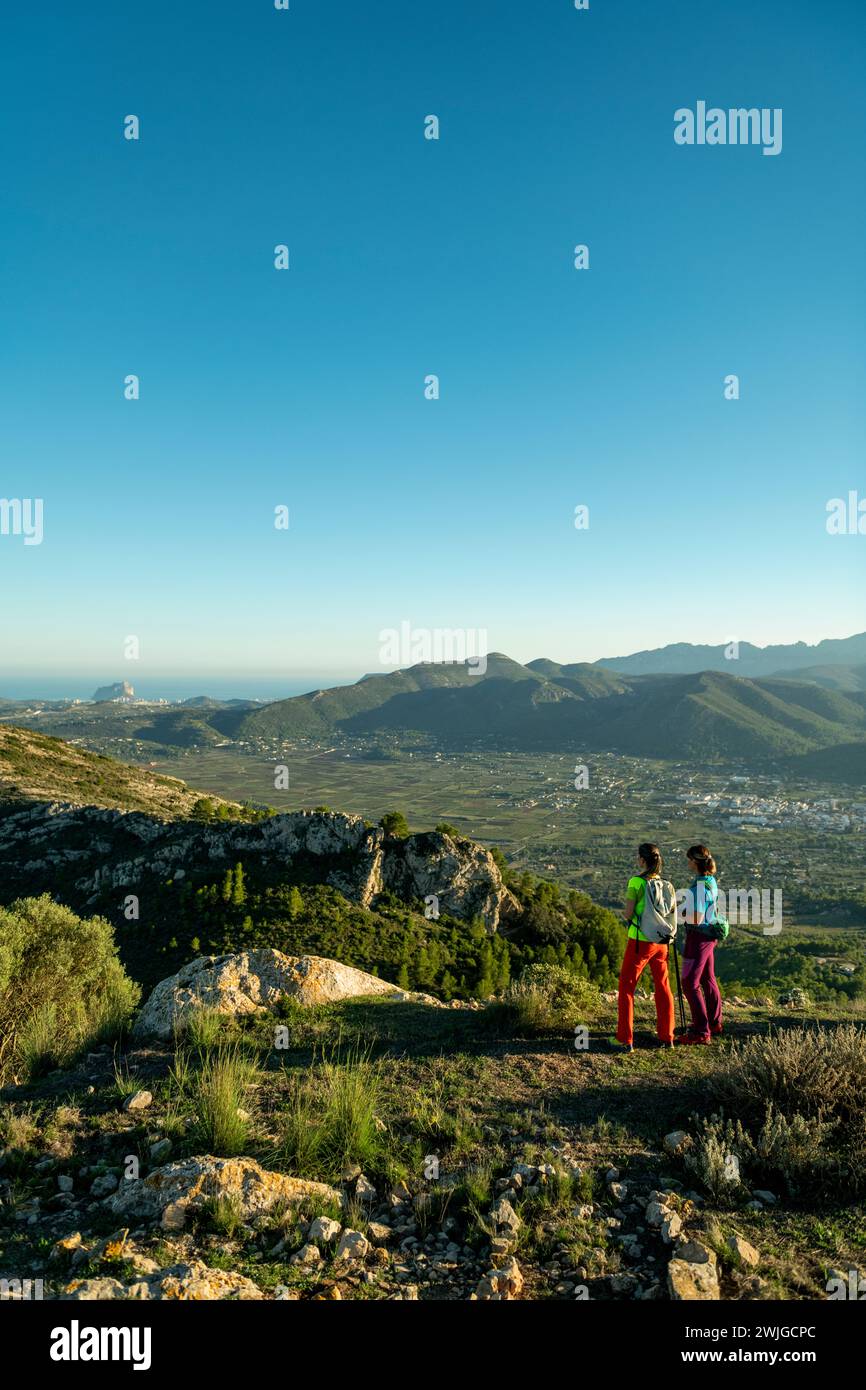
[225,660,866,761]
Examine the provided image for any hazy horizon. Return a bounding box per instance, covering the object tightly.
[3,624,864,705]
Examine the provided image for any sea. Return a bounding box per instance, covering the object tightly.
[0,674,362,704]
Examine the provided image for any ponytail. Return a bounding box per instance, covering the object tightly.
[638,841,663,877]
[687,844,717,876]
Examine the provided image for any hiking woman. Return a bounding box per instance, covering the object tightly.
[613,842,675,1051]
[678,844,723,1045]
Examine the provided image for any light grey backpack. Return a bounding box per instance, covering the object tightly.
[639,877,678,944]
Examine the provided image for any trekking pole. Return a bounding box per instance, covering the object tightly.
[671,940,687,1033]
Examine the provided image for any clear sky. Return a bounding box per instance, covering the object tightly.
[1,0,864,698]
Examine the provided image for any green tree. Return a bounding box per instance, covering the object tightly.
[440,970,457,1000]
[381,811,410,838]
[231,862,246,907]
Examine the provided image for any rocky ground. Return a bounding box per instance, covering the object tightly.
[2,966,863,1302]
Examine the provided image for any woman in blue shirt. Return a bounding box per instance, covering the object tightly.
[678,844,723,1045]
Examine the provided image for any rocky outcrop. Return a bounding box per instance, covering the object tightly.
[103,1155,342,1227]
[133,950,402,1039]
[0,806,517,931]
[382,830,520,929]
[92,681,135,702]
[62,1259,263,1300]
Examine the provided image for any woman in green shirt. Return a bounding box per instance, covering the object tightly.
[612,841,675,1051]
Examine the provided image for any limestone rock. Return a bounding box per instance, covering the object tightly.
[123,1089,153,1113]
[308,1215,341,1244]
[61,1277,126,1300]
[489,1197,521,1235]
[103,1155,342,1227]
[664,1130,691,1156]
[335,1229,370,1262]
[662,1212,683,1244]
[63,1260,263,1301]
[475,1257,523,1301]
[89,1173,118,1197]
[291,1243,322,1266]
[382,829,520,932]
[667,1258,720,1300]
[645,1200,670,1228]
[355,1174,377,1204]
[728,1232,760,1268]
[133,950,401,1039]
[677,1239,717,1266]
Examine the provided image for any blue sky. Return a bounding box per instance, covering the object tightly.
[1,0,864,698]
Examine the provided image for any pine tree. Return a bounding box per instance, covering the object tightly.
[440,970,457,1000]
[232,862,246,907]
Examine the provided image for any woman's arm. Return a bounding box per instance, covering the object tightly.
[623,878,639,923]
[686,878,711,926]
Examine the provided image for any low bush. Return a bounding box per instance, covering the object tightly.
[493,963,601,1035]
[0,895,140,1084]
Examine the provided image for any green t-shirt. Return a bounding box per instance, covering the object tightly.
[625,874,653,942]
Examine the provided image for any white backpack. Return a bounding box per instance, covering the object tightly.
[639,877,678,944]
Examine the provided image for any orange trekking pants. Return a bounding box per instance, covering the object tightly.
[617,938,674,1045]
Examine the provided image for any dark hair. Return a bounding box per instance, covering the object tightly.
[637,842,663,877]
[687,844,717,876]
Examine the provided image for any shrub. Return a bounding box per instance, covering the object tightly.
[683,1113,754,1203]
[710,1025,866,1195]
[754,1106,830,1194]
[495,963,601,1034]
[714,1025,866,1135]
[0,896,140,1084]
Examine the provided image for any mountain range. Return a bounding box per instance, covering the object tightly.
[596,631,866,679]
[3,633,866,770]
[214,652,866,766]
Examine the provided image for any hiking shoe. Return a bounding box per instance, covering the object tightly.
[606,1036,634,1053]
[677,1033,711,1046]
